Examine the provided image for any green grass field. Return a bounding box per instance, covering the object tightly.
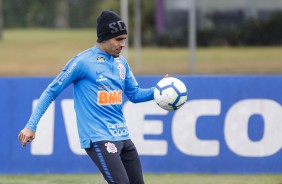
[0,29,282,76]
[0,174,282,184]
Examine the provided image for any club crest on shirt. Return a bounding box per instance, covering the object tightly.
[117,64,125,79]
[96,55,106,62]
[105,142,117,153]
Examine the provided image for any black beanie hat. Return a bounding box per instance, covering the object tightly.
[97,10,127,42]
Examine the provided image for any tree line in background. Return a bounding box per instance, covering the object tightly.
[157,9,282,47]
[0,0,282,46]
[197,11,282,46]
[0,0,153,45]
[0,0,3,40]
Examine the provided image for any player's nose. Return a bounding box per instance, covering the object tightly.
[120,39,126,47]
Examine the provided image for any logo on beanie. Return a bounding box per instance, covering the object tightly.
[109,20,126,34]
[97,10,127,42]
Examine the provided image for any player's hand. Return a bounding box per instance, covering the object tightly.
[18,128,35,147]
[164,74,169,78]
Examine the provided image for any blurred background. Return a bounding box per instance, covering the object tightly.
[0,0,282,76]
[1,1,282,183]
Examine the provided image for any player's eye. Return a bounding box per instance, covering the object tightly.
[116,38,126,41]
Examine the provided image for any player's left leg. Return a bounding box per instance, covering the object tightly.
[85,141,130,184]
[121,139,145,184]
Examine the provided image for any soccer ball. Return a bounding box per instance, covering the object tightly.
[154,77,188,111]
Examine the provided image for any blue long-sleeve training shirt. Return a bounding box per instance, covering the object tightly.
[25,44,154,148]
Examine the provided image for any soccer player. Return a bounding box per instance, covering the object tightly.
[18,10,154,184]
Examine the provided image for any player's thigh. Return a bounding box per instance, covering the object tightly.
[85,141,130,184]
[121,140,144,184]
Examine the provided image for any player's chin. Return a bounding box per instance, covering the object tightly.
[113,53,120,58]
[113,51,121,58]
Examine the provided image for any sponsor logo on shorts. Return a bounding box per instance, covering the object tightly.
[105,142,117,154]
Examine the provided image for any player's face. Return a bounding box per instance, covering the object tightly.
[102,34,127,57]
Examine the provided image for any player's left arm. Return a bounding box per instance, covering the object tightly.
[124,65,154,103]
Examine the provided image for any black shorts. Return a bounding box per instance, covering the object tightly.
[85,139,144,184]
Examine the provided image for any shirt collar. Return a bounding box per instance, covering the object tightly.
[92,44,114,61]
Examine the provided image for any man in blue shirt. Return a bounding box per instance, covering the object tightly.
[18,10,154,184]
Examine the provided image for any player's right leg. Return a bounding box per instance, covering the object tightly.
[85,141,129,184]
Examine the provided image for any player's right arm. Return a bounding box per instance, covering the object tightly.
[18,56,85,147]
[18,128,35,147]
